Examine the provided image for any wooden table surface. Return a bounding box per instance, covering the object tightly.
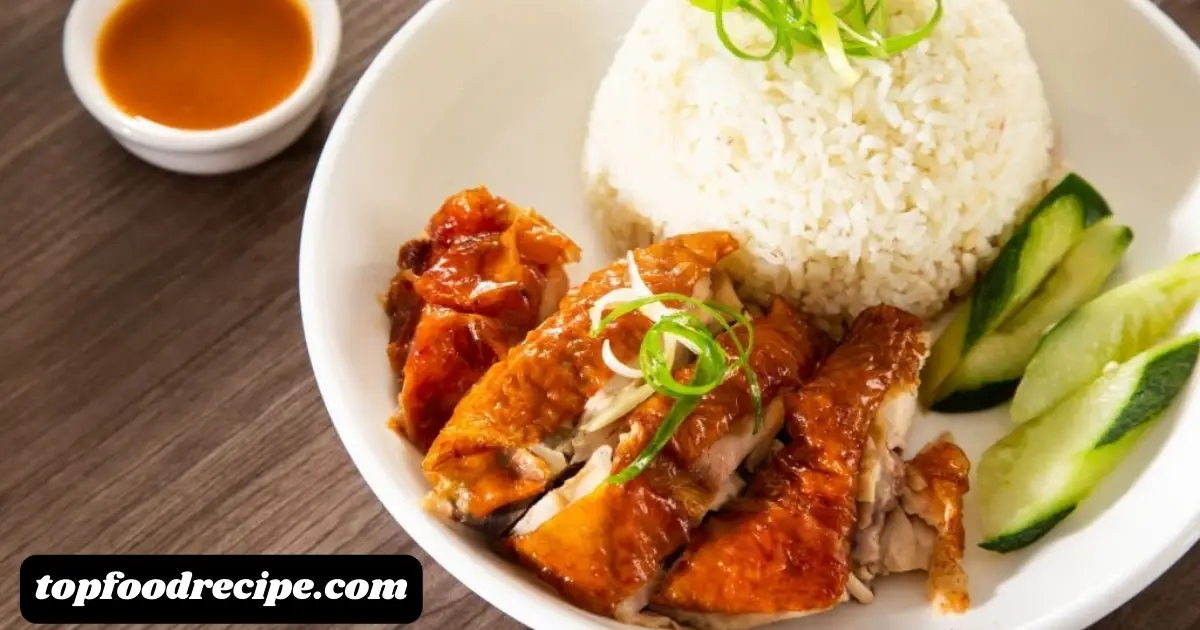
[3,0,1199,628]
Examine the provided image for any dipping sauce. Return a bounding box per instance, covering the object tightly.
[96,0,314,131]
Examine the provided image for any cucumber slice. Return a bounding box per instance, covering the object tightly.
[920,173,1113,403]
[965,174,1111,348]
[931,220,1133,412]
[919,302,969,408]
[1010,252,1200,423]
[979,334,1200,553]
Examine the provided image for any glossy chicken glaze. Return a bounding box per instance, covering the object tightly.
[508,300,832,616]
[654,305,927,617]
[423,232,740,520]
[385,188,580,451]
[904,434,971,613]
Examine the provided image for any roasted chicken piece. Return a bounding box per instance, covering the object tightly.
[423,232,740,523]
[850,410,972,612]
[398,307,522,450]
[506,300,832,624]
[863,433,971,614]
[384,187,580,451]
[652,306,928,630]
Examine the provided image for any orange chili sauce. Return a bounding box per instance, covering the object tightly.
[96,0,314,131]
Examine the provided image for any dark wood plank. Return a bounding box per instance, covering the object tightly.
[0,1,519,629]
[0,1,1197,629]
[1162,0,1200,39]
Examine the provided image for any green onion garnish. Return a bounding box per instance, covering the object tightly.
[590,293,763,484]
[639,312,730,397]
[689,0,944,84]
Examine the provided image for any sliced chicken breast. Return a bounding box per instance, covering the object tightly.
[651,305,928,629]
[506,300,832,621]
[422,232,740,522]
[850,322,928,595]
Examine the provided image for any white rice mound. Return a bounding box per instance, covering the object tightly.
[583,0,1054,322]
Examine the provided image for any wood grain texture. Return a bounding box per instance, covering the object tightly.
[0,0,1197,629]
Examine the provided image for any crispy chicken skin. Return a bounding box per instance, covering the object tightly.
[384,264,425,374]
[507,301,832,618]
[652,306,927,622]
[901,433,971,614]
[423,232,741,521]
[384,187,580,451]
[398,307,522,450]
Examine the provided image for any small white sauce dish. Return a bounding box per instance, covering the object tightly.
[62,0,342,175]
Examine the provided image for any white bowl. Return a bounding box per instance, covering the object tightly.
[299,0,1200,628]
[63,0,342,175]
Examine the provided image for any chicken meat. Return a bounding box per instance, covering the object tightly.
[506,300,832,624]
[422,232,740,524]
[385,187,580,451]
[650,305,929,630]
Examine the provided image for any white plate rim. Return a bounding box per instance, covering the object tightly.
[298,1,1200,628]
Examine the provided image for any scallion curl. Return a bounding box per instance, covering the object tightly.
[593,292,763,430]
[689,0,943,84]
[591,292,765,484]
[607,315,730,485]
[639,313,729,398]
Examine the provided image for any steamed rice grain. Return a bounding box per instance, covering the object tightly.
[583,0,1054,322]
